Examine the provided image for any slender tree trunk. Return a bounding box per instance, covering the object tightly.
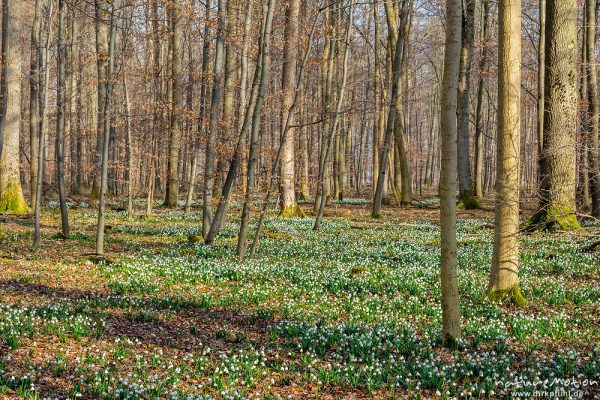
[531,0,582,231]
[0,0,29,213]
[91,0,110,200]
[96,0,119,255]
[124,73,133,217]
[56,0,70,237]
[29,0,45,209]
[488,0,526,306]
[203,0,225,237]
[586,0,600,216]
[439,0,462,346]
[474,0,490,199]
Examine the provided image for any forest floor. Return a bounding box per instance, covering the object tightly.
[0,197,598,399]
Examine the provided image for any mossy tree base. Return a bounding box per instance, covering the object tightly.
[279,205,306,218]
[457,191,482,210]
[487,284,528,307]
[525,206,585,232]
[0,182,30,214]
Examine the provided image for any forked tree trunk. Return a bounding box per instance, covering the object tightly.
[488,0,526,307]
[439,0,462,346]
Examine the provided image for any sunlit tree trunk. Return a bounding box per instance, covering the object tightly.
[279,0,302,217]
[488,0,526,306]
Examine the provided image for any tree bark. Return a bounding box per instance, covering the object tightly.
[456,0,478,209]
[279,0,302,217]
[530,0,583,231]
[585,0,600,216]
[474,0,490,199]
[439,0,462,346]
[56,0,70,237]
[164,0,183,207]
[0,0,29,214]
[203,0,226,237]
[488,0,526,307]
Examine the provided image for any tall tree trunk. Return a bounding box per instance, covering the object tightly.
[96,0,119,255]
[530,0,582,231]
[586,0,600,216]
[279,0,302,217]
[56,0,70,237]
[537,0,545,185]
[488,0,526,306]
[91,0,110,200]
[439,0,462,346]
[474,0,490,199]
[124,73,133,217]
[203,0,225,237]
[29,0,45,209]
[456,0,478,208]
[0,0,29,213]
[164,0,183,207]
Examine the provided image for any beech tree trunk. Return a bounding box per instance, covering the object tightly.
[456,0,478,209]
[585,0,600,216]
[439,0,462,346]
[56,0,70,237]
[164,0,183,207]
[279,0,301,217]
[531,0,582,231]
[474,0,490,199]
[0,0,29,214]
[488,0,526,307]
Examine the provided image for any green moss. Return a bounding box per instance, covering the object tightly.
[0,181,30,214]
[487,284,528,307]
[263,231,293,240]
[187,235,204,244]
[371,213,383,219]
[89,185,100,200]
[457,191,481,210]
[525,205,585,232]
[279,205,306,218]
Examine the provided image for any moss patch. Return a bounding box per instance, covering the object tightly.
[457,191,481,210]
[487,284,528,307]
[279,204,306,218]
[525,205,585,232]
[0,181,30,214]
